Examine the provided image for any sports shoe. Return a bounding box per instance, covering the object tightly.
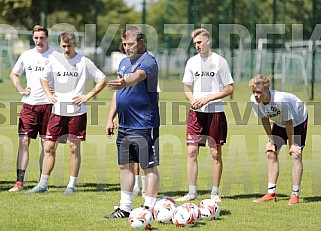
[63,187,75,196]
[211,194,222,202]
[24,186,48,195]
[103,207,130,219]
[288,194,299,205]
[253,193,276,202]
[176,193,197,202]
[132,187,142,197]
[8,181,23,192]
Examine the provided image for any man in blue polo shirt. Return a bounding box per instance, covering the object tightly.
[104,25,160,219]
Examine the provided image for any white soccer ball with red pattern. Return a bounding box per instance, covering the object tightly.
[153,202,176,223]
[128,207,153,230]
[198,199,220,220]
[154,196,177,210]
[172,205,197,227]
[180,202,201,221]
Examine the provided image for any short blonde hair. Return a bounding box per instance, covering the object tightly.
[249,74,271,91]
[60,31,77,43]
[191,28,210,39]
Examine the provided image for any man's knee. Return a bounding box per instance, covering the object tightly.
[211,147,222,160]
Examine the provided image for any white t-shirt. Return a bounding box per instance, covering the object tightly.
[12,47,53,105]
[182,52,234,113]
[250,90,308,127]
[41,52,106,116]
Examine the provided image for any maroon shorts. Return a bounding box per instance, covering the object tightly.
[186,110,227,147]
[18,104,52,139]
[272,118,308,150]
[46,113,87,142]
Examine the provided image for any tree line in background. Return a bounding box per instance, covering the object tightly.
[0,0,320,53]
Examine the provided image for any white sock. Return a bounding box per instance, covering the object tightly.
[292,185,300,195]
[144,196,156,210]
[134,175,140,188]
[211,186,219,195]
[38,174,50,188]
[268,183,277,194]
[120,190,133,212]
[141,175,146,193]
[188,185,197,195]
[67,176,78,188]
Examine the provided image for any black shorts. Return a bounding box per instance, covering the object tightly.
[116,127,159,169]
[272,118,308,150]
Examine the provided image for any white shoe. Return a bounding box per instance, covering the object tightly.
[211,194,221,202]
[133,187,142,197]
[176,193,197,202]
[8,181,23,192]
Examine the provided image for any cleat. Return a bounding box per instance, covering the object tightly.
[211,194,222,202]
[9,181,23,192]
[63,187,75,196]
[253,193,276,202]
[132,187,142,197]
[24,186,48,195]
[103,207,130,219]
[176,193,197,202]
[288,194,299,205]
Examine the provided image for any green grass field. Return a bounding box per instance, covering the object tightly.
[1,79,321,230]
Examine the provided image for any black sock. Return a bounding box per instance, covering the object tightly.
[17,169,26,182]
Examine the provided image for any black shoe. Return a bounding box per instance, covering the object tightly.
[103,208,130,219]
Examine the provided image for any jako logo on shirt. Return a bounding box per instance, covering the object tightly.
[195,71,215,77]
[57,71,78,77]
[28,66,44,71]
[265,106,281,118]
[34,66,44,71]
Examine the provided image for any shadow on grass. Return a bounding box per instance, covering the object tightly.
[302,196,321,203]
[158,190,298,211]
[0,181,120,192]
[223,193,289,200]
[159,190,288,200]
[77,182,121,192]
[0,180,39,191]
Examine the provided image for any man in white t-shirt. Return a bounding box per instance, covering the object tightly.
[24,31,107,195]
[177,28,234,202]
[250,74,308,205]
[9,25,53,192]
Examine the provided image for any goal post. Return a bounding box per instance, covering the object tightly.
[256,38,314,99]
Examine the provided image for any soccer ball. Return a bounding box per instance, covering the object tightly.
[154,196,177,210]
[159,196,177,205]
[153,202,176,223]
[181,202,201,221]
[198,199,220,220]
[128,207,153,230]
[172,205,197,227]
